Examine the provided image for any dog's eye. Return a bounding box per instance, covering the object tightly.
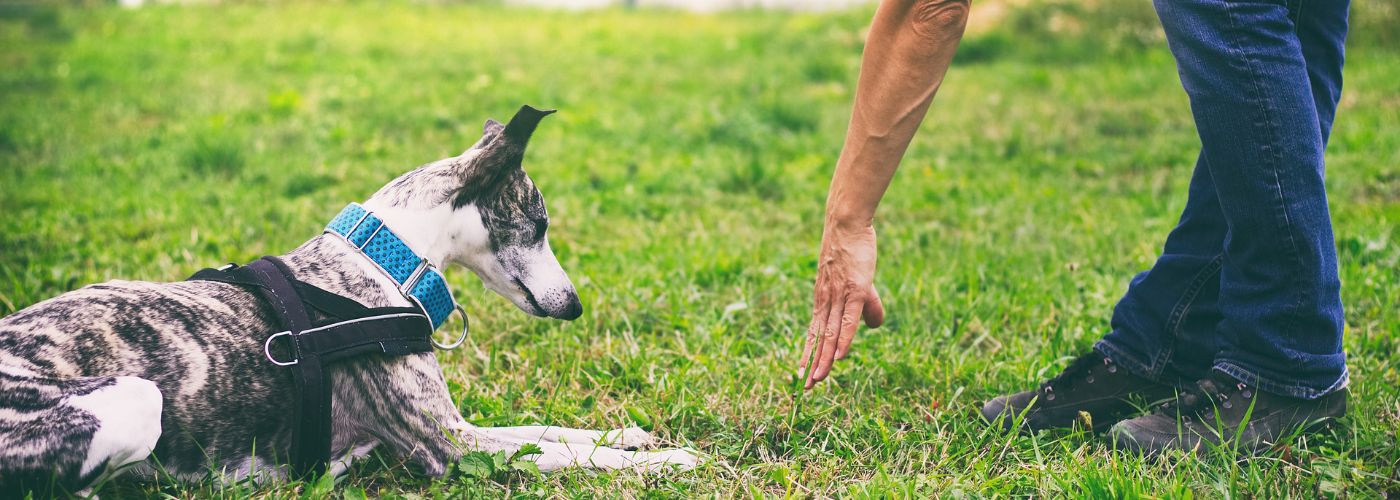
[533,219,548,237]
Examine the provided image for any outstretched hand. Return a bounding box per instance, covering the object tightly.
[798,220,885,389]
[792,0,967,391]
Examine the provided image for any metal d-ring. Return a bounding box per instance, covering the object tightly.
[263,331,299,366]
[432,304,470,350]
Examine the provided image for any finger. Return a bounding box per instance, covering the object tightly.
[808,293,848,386]
[797,291,830,380]
[797,314,821,380]
[806,295,842,389]
[862,286,885,328]
[834,296,865,360]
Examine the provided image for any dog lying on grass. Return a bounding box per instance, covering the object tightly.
[0,106,698,495]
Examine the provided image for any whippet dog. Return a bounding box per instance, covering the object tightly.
[0,106,698,495]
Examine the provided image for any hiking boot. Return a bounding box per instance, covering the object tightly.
[1109,371,1347,454]
[981,351,1176,432]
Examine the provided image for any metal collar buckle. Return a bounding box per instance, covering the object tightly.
[399,259,469,351]
[400,258,432,295]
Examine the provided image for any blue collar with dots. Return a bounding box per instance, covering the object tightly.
[324,203,458,332]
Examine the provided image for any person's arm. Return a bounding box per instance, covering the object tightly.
[799,0,969,389]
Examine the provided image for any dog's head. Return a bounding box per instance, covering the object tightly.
[365,105,581,320]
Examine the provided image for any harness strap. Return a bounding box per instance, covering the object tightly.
[275,313,435,363]
[250,258,328,476]
[189,257,433,477]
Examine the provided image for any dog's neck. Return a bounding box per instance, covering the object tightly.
[356,200,460,268]
[277,202,464,309]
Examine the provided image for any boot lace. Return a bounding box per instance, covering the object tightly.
[1039,352,1113,401]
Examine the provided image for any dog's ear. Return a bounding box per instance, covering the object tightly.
[451,106,554,207]
[483,118,504,137]
[468,119,506,152]
[500,105,555,148]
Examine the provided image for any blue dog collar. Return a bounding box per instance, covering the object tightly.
[325,203,457,331]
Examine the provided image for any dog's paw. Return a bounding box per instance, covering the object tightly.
[636,448,700,471]
[600,426,658,450]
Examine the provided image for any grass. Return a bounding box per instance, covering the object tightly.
[2,0,1398,497]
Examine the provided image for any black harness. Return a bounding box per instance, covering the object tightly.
[189,256,434,477]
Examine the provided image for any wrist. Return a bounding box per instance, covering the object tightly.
[825,207,874,232]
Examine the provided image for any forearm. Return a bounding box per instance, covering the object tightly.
[826,0,969,228]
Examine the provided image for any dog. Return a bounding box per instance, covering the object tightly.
[0,106,698,495]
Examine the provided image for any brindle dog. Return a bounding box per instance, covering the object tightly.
[0,106,697,495]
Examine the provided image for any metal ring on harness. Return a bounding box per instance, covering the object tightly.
[432,304,470,350]
[263,331,299,366]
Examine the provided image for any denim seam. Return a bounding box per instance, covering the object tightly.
[1150,344,1172,380]
[1214,359,1348,400]
[1165,253,1225,339]
[1220,0,1312,327]
[1153,253,1225,380]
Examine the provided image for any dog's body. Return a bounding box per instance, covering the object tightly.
[0,107,696,494]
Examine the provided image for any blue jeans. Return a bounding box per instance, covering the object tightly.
[1095,0,1350,400]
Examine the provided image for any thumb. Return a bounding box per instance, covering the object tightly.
[862,286,885,328]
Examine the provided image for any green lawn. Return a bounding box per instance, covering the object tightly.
[2,1,1398,497]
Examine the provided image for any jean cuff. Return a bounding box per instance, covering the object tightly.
[1093,339,1164,386]
[1212,360,1349,400]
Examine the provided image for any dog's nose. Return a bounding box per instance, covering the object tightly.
[556,292,582,321]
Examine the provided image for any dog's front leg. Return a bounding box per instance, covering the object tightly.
[332,355,470,476]
[335,356,697,475]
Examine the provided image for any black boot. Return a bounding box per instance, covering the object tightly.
[981,351,1177,432]
[1110,371,1347,454]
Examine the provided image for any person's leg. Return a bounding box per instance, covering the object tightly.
[1111,0,1351,453]
[982,0,1351,435]
[1161,0,1349,400]
[982,80,1239,435]
[1103,0,1351,397]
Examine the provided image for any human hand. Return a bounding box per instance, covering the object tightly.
[798,218,886,389]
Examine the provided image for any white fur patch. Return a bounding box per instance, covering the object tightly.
[66,376,163,478]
